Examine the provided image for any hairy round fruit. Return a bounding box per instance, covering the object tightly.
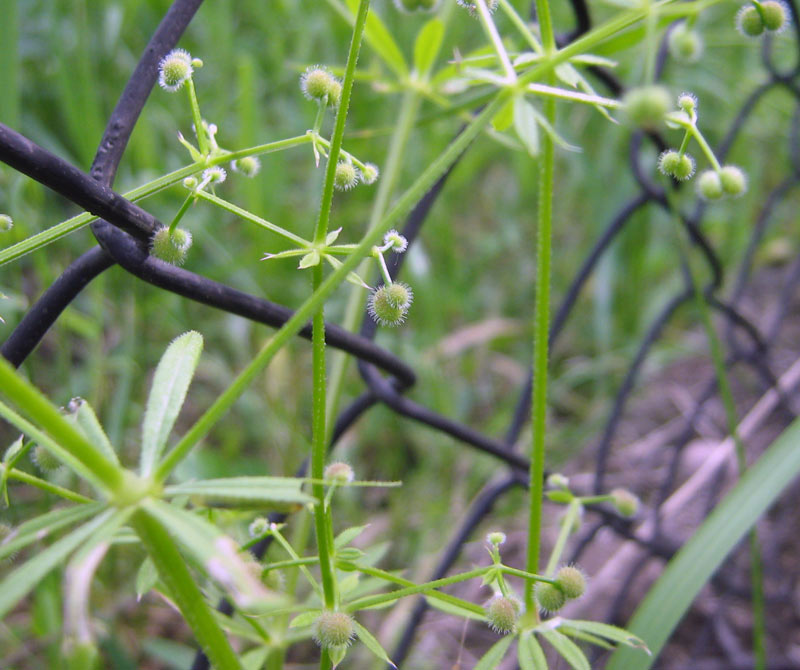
[610,487,640,517]
[486,595,520,634]
[719,165,747,196]
[158,49,193,91]
[313,611,355,649]
[668,24,704,63]
[737,5,765,36]
[151,227,193,266]
[536,582,566,613]
[658,150,695,181]
[32,445,61,472]
[334,162,358,191]
[368,282,413,327]
[762,1,789,31]
[324,461,355,484]
[300,67,339,102]
[556,566,587,600]
[697,170,724,201]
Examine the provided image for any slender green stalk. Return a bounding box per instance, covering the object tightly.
[475,0,517,82]
[0,463,93,504]
[186,78,209,156]
[132,511,243,670]
[671,212,766,670]
[343,563,486,616]
[344,566,490,612]
[309,0,371,624]
[525,0,556,613]
[544,501,580,575]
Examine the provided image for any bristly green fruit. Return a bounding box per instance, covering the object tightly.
[300,66,341,106]
[232,156,261,178]
[0,214,12,232]
[536,582,566,613]
[334,162,359,191]
[486,595,520,634]
[697,170,724,201]
[610,488,640,517]
[31,445,62,472]
[556,565,587,600]
[313,611,355,649]
[158,48,193,92]
[151,227,193,266]
[324,461,355,484]
[761,1,790,31]
[623,85,671,130]
[368,282,413,327]
[658,150,695,181]
[719,165,747,196]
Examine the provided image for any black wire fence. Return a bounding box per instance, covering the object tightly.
[1,1,799,668]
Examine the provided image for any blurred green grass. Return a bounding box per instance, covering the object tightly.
[0,1,798,665]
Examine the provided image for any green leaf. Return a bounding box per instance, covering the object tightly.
[527,104,581,153]
[545,490,573,503]
[353,620,396,668]
[513,95,540,157]
[0,507,115,619]
[540,629,590,670]
[519,631,548,670]
[414,18,444,76]
[65,398,118,465]
[345,0,408,78]
[0,502,105,562]
[136,556,159,600]
[298,250,321,269]
[555,63,581,88]
[142,499,287,612]
[325,227,342,245]
[289,610,322,628]
[163,476,315,507]
[608,414,800,670]
[334,524,369,549]
[560,618,648,651]
[241,647,270,670]
[140,331,203,477]
[1,434,26,503]
[491,98,514,132]
[474,635,514,670]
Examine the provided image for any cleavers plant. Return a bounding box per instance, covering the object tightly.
[0,0,791,668]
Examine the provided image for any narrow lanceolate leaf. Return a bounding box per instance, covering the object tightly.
[558,618,649,652]
[65,398,118,465]
[140,331,203,477]
[289,610,322,629]
[518,631,548,670]
[413,17,444,76]
[334,524,370,549]
[608,415,800,670]
[353,620,396,668]
[163,476,316,507]
[1,434,26,503]
[474,635,514,670]
[513,95,540,157]
[0,508,114,619]
[136,556,159,600]
[142,499,287,612]
[0,502,105,562]
[540,629,590,670]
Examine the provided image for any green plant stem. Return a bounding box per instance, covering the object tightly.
[132,510,243,670]
[498,0,543,54]
[0,359,123,493]
[308,0,371,623]
[342,563,486,616]
[168,194,194,234]
[344,566,490,612]
[671,210,765,670]
[0,463,93,504]
[525,0,556,608]
[475,0,516,81]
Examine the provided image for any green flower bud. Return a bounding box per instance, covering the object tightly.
[158,49,193,92]
[658,150,695,181]
[485,594,520,634]
[0,214,12,232]
[677,92,698,115]
[719,165,747,196]
[151,227,193,266]
[623,85,671,130]
[334,162,359,191]
[368,282,413,327]
[486,531,507,547]
[555,565,586,600]
[384,229,408,253]
[313,611,355,649]
[535,582,566,613]
[697,170,724,201]
[324,461,355,484]
[610,487,640,517]
[360,163,380,185]
[249,517,269,538]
